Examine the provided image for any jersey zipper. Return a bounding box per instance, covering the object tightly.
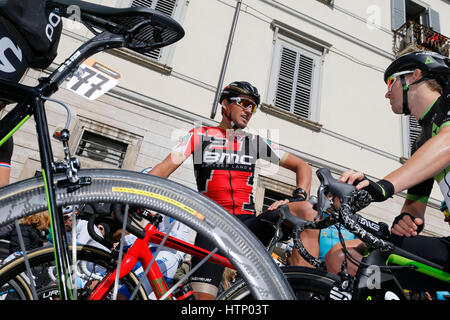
[228,168,235,215]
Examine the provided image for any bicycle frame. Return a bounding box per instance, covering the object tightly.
[0,31,127,300]
[89,221,234,300]
[352,245,450,300]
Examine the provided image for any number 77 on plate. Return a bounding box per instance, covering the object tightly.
[67,59,122,100]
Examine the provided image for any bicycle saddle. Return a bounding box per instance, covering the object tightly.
[48,0,185,53]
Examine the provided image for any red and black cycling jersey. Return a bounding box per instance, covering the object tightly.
[172,126,287,215]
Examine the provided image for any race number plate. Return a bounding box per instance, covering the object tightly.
[67,59,121,100]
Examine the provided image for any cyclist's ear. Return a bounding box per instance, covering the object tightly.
[221,99,231,116]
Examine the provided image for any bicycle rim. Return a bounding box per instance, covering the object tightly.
[0,275,33,300]
[218,266,340,300]
[0,168,294,300]
[0,245,147,300]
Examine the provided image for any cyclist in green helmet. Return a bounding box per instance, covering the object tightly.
[326,51,450,292]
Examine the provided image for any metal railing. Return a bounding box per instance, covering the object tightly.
[393,20,449,57]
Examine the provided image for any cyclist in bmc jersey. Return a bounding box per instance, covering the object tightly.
[149,81,314,299]
[327,51,450,291]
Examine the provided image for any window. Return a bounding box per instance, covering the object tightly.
[406,115,422,157]
[253,174,296,214]
[76,131,128,167]
[266,21,329,128]
[262,189,289,212]
[391,0,440,32]
[274,44,315,119]
[267,35,324,126]
[70,117,143,169]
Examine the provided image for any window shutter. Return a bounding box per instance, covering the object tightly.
[274,45,313,119]
[391,0,406,31]
[408,115,422,156]
[131,0,178,60]
[76,131,128,167]
[428,8,440,33]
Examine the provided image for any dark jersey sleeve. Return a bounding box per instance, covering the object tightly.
[405,128,433,203]
[406,177,434,203]
[0,137,13,167]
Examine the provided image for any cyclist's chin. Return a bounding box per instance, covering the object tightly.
[234,118,249,129]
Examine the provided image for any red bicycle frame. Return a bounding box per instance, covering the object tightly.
[88,221,234,300]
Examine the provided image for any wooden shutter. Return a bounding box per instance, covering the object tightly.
[274,45,314,119]
[391,0,406,31]
[131,0,178,60]
[428,8,440,33]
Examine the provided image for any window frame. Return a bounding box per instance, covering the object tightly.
[254,174,295,215]
[70,116,143,169]
[266,28,327,128]
[391,0,440,32]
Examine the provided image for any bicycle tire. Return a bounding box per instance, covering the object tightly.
[0,245,147,300]
[217,266,341,300]
[0,168,294,300]
[0,274,33,300]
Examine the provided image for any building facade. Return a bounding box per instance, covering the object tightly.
[3,0,449,236]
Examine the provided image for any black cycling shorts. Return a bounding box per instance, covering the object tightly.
[0,136,13,167]
[389,234,450,291]
[189,212,276,288]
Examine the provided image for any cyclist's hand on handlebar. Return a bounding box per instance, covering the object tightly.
[391,213,424,237]
[338,169,368,190]
[267,199,290,211]
[339,170,395,202]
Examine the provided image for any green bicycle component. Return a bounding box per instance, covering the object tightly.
[0,114,30,147]
[386,254,450,283]
[41,169,74,300]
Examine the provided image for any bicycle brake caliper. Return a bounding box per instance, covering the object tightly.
[53,128,92,192]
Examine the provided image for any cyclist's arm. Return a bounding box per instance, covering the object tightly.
[384,125,450,193]
[149,153,184,178]
[267,153,312,211]
[280,152,312,196]
[342,126,450,195]
[149,128,199,178]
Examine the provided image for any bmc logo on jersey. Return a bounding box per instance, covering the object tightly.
[203,151,254,166]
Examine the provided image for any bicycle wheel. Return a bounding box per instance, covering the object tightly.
[217,266,341,300]
[0,168,294,300]
[0,274,33,300]
[0,245,147,300]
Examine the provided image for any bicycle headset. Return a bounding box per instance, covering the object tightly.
[219,81,260,128]
[383,51,450,115]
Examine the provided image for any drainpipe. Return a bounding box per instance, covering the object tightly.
[210,0,242,119]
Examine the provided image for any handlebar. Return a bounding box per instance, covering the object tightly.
[112,203,146,240]
[268,168,393,268]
